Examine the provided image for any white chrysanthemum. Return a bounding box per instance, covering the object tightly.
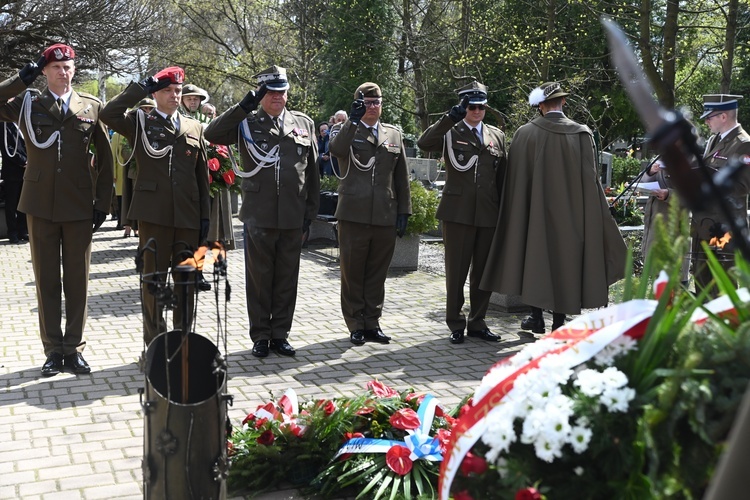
[534,436,564,462]
[541,410,571,442]
[574,368,605,396]
[520,408,548,444]
[574,466,585,476]
[601,386,635,412]
[569,425,593,453]
[601,366,629,389]
[482,410,517,457]
[496,457,509,478]
[529,87,546,106]
[593,335,637,366]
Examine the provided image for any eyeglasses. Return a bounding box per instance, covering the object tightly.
[364,99,382,108]
[705,112,724,121]
[468,104,485,111]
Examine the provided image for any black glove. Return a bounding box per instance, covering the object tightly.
[19,56,46,86]
[199,218,210,243]
[93,209,107,233]
[302,218,312,233]
[448,96,470,123]
[139,75,172,94]
[239,84,267,113]
[396,214,410,238]
[349,91,366,124]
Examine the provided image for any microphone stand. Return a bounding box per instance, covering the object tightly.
[608,156,658,217]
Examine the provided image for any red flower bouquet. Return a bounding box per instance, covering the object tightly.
[207,143,241,197]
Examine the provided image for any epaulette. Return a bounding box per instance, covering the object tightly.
[289,109,314,125]
[382,123,403,134]
[78,91,102,103]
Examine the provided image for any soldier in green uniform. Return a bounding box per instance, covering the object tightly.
[100,66,211,346]
[692,94,750,294]
[0,43,114,376]
[205,66,319,358]
[417,81,506,345]
[328,82,412,346]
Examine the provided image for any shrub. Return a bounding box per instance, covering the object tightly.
[406,180,439,235]
[611,155,643,186]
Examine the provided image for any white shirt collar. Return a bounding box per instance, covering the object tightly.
[49,90,73,106]
[463,120,483,134]
[155,109,180,123]
[721,123,741,140]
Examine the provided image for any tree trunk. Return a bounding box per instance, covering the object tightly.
[720,0,739,93]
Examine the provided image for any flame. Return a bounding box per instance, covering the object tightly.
[177,242,227,270]
[709,232,732,249]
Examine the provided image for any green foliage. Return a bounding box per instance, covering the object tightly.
[319,175,340,193]
[406,181,439,235]
[611,156,644,187]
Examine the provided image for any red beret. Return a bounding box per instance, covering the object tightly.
[42,44,75,62]
[154,66,185,85]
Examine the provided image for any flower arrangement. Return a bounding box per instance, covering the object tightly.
[440,245,750,500]
[228,381,456,499]
[206,143,241,197]
[605,183,644,226]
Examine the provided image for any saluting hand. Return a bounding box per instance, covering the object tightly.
[448,96,470,123]
[239,83,267,113]
[19,55,47,86]
[349,91,366,125]
[140,75,172,94]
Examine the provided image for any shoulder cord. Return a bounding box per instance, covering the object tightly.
[331,127,378,184]
[228,119,282,194]
[444,129,479,182]
[136,109,174,176]
[3,122,18,158]
[18,92,62,161]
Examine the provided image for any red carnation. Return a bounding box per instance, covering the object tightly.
[385,445,413,475]
[390,408,421,430]
[222,169,235,185]
[207,157,220,171]
[460,452,488,476]
[515,487,542,500]
[367,380,399,398]
[256,430,275,445]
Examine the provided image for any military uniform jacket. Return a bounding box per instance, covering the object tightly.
[0,75,113,221]
[328,121,411,226]
[417,114,506,227]
[480,114,626,314]
[693,125,750,240]
[204,105,319,230]
[100,83,210,230]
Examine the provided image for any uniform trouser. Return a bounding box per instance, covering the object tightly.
[3,179,26,238]
[443,221,494,332]
[338,221,396,332]
[244,224,302,342]
[27,215,92,356]
[139,221,199,346]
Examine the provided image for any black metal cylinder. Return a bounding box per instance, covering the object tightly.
[143,330,228,500]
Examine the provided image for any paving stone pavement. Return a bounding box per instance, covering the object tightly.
[0,219,545,499]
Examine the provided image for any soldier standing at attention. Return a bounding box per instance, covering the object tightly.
[692,94,750,295]
[100,66,210,346]
[205,66,319,358]
[417,81,506,345]
[328,82,411,346]
[0,44,113,376]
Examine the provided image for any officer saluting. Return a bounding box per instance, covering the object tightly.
[205,66,319,359]
[0,43,114,376]
[417,81,506,345]
[328,82,411,346]
[692,94,750,294]
[100,66,211,346]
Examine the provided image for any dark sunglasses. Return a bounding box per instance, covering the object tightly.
[468,104,485,111]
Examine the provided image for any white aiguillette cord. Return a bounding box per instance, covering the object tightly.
[445,129,479,182]
[18,91,62,160]
[136,109,175,176]
[227,119,283,193]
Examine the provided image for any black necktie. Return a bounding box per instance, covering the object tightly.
[371,127,378,141]
[472,127,482,145]
[56,97,65,118]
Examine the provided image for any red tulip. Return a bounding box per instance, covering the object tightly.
[208,157,221,171]
[390,408,421,430]
[460,452,488,476]
[385,445,413,475]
